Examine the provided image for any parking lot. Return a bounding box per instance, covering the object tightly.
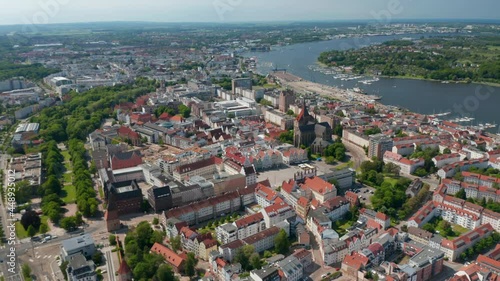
[345,184,376,206]
[256,160,354,188]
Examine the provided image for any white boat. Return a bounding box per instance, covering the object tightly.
[353,87,365,94]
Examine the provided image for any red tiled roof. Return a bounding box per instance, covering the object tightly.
[441,224,493,250]
[263,201,292,217]
[301,176,335,195]
[242,226,280,245]
[234,213,263,229]
[297,196,309,207]
[175,156,221,173]
[220,239,245,250]
[281,180,296,194]
[322,196,349,211]
[202,239,218,248]
[367,242,384,256]
[343,252,369,270]
[255,184,278,202]
[150,243,185,268]
[376,212,389,221]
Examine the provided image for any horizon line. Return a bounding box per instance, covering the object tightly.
[1,18,500,27]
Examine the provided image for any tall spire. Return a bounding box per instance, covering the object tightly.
[296,98,309,123]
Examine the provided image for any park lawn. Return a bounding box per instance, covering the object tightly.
[63,172,72,183]
[15,222,29,239]
[16,216,50,239]
[383,177,399,186]
[98,185,105,199]
[452,224,469,236]
[338,221,353,231]
[62,184,77,203]
[335,161,353,170]
[61,150,71,162]
[436,222,468,240]
[263,83,278,89]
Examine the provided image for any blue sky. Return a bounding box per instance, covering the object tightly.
[1,0,499,25]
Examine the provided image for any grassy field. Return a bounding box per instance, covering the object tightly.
[16,216,50,239]
[61,150,71,162]
[383,177,399,186]
[60,149,76,203]
[63,172,72,183]
[452,224,469,236]
[335,161,354,170]
[435,223,469,240]
[62,185,77,204]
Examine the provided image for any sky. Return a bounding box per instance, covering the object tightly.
[0,0,499,25]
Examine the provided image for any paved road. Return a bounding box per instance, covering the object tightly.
[105,250,116,281]
[307,231,341,281]
[342,140,369,169]
[0,153,21,280]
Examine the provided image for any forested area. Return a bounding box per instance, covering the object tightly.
[318,36,500,84]
[25,79,157,229]
[0,62,60,81]
[32,78,155,142]
[123,221,179,281]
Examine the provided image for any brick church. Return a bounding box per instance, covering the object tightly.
[293,100,333,154]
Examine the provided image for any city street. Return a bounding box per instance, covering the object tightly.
[308,233,340,281]
[342,140,369,169]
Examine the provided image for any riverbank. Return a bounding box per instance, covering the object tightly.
[376,75,500,88]
[315,61,500,88]
[245,33,500,126]
[272,71,389,106]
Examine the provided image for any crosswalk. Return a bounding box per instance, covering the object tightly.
[34,252,52,259]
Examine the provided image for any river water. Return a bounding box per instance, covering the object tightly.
[244,34,500,132]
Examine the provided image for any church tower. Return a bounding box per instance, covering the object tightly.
[294,99,315,147]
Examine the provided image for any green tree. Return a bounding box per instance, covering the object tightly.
[170,235,181,253]
[274,229,290,255]
[60,216,77,231]
[422,223,435,233]
[109,234,117,246]
[263,250,273,258]
[92,251,104,265]
[21,210,41,231]
[235,245,255,271]
[154,264,175,281]
[439,220,454,237]
[152,217,159,225]
[14,181,32,204]
[250,253,262,270]
[383,162,401,176]
[22,264,32,279]
[259,99,273,106]
[279,130,294,144]
[178,104,191,118]
[39,223,49,234]
[455,188,467,200]
[27,225,36,238]
[184,252,197,277]
[443,148,452,154]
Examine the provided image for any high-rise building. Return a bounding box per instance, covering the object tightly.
[232,78,252,95]
[368,134,393,159]
[279,90,295,113]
